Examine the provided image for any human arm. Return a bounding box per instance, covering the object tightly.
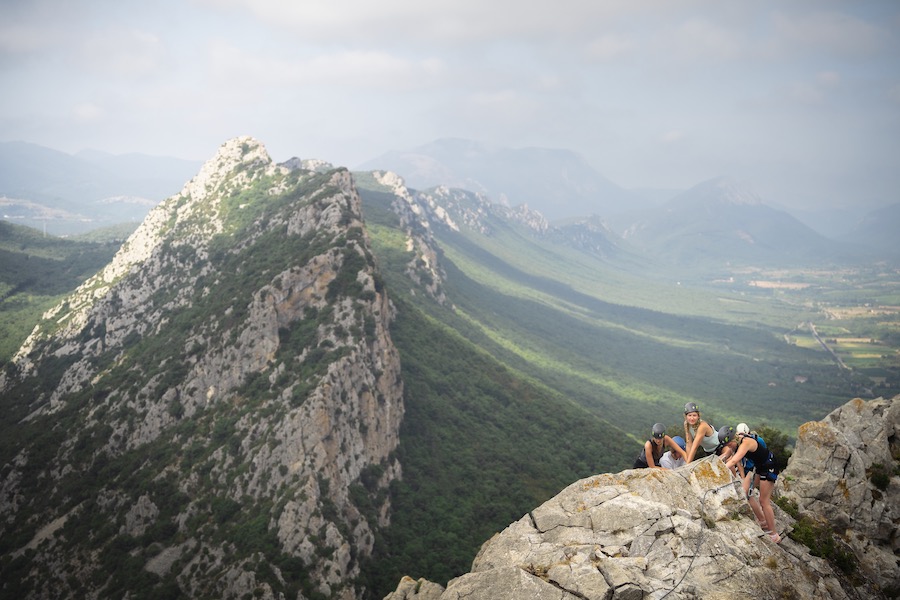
[666,435,688,462]
[725,437,755,470]
[685,430,702,463]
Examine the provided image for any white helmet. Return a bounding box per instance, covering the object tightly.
[736,423,750,435]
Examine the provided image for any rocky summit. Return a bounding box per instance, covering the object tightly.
[0,136,404,600]
[385,395,899,600]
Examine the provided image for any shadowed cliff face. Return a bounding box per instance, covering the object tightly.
[386,395,899,600]
[0,136,404,600]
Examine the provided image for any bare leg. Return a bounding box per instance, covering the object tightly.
[743,473,766,528]
[758,478,779,542]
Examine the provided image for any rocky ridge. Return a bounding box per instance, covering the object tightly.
[0,136,404,600]
[385,395,899,600]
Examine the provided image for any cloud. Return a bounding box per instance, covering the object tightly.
[207,41,444,90]
[198,0,686,45]
[788,82,824,105]
[72,102,103,121]
[771,9,889,57]
[0,23,56,55]
[585,34,636,62]
[80,29,166,77]
[661,130,685,144]
[889,83,900,104]
[816,71,840,87]
[666,17,744,62]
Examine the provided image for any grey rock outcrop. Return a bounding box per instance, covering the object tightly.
[382,576,445,600]
[436,456,854,599]
[779,395,899,593]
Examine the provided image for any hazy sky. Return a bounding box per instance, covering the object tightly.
[2,0,899,210]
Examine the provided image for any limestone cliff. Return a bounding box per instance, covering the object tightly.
[779,395,899,594]
[0,137,404,600]
[385,395,899,600]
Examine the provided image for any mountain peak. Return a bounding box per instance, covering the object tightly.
[673,176,763,208]
[1,139,405,599]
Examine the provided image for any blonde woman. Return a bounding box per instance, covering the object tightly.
[682,402,719,462]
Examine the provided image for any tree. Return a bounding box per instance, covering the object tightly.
[756,425,791,472]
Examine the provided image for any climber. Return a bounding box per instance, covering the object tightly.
[721,424,781,543]
[633,423,688,469]
[659,435,687,469]
[723,422,768,528]
[682,402,719,462]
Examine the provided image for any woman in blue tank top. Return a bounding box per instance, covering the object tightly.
[722,425,780,543]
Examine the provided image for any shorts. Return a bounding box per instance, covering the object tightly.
[748,459,778,482]
[757,466,778,482]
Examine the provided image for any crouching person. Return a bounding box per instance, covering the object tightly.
[634,423,687,469]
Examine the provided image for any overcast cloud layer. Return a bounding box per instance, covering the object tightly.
[1,0,899,210]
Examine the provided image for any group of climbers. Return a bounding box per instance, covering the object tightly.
[632,402,782,543]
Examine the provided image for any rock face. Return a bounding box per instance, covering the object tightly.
[779,395,900,593]
[423,457,852,599]
[385,396,900,600]
[0,137,404,600]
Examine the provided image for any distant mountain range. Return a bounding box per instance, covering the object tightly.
[838,202,900,257]
[618,177,867,267]
[0,141,201,234]
[356,137,649,220]
[358,139,897,264]
[3,138,897,262]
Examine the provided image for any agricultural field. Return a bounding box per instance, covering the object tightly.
[728,264,900,396]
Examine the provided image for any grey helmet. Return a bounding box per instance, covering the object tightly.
[652,423,666,439]
[683,402,700,414]
[718,424,736,445]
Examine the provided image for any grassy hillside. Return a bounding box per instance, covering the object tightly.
[0,221,126,361]
[432,224,853,433]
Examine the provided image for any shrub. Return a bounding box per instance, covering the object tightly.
[868,463,890,491]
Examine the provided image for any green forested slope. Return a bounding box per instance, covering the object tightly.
[0,221,126,361]
[365,298,634,592]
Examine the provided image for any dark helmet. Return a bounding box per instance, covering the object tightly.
[684,402,700,414]
[718,424,735,445]
[652,423,666,439]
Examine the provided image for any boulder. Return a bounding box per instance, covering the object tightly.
[779,395,900,593]
[383,575,445,600]
[434,456,856,599]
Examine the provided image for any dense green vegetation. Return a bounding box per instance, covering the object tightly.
[0,221,124,361]
[364,298,634,591]
[0,167,374,600]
